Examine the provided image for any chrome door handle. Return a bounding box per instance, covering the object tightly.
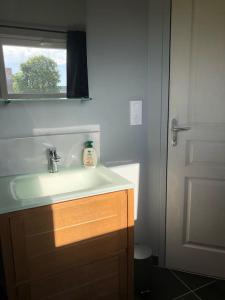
[171,118,191,146]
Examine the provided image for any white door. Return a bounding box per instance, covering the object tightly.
[166,0,225,278]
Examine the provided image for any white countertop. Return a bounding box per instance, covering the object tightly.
[0,165,134,214]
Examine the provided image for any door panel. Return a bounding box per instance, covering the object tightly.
[189,2,225,124]
[185,178,225,248]
[187,140,225,167]
[167,0,225,278]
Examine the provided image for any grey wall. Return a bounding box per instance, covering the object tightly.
[0,0,150,244]
[0,0,86,30]
[86,0,149,243]
[0,0,172,263]
[86,0,171,262]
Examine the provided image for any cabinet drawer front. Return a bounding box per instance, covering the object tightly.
[20,254,127,300]
[48,277,120,300]
[29,231,127,280]
[21,191,127,236]
[10,191,128,282]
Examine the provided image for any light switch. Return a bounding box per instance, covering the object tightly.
[130,100,142,125]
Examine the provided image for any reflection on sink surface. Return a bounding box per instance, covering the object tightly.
[10,167,112,201]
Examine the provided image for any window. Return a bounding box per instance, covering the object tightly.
[0,32,67,99]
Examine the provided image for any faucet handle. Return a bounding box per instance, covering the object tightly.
[48,147,56,155]
[47,147,61,173]
[48,147,61,161]
[54,152,61,162]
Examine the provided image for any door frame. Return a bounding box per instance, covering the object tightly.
[153,0,171,266]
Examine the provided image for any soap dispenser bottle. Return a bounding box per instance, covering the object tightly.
[83,141,97,168]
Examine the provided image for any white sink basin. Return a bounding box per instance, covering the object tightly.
[0,165,133,213]
[10,167,112,201]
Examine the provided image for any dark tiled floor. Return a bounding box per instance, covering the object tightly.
[195,281,225,300]
[135,260,225,300]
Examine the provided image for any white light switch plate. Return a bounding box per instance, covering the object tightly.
[130,100,142,125]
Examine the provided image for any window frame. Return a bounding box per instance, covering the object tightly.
[0,29,67,99]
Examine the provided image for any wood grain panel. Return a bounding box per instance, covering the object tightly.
[46,275,119,300]
[25,254,126,300]
[0,216,17,300]
[0,189,134,299]
[22,191,127,235]
[26,215,125,257]
[28,231,127,280]
[9,215,29,283]
[16,284,31,300]
[127,189,134,300]
[10,191,128,281]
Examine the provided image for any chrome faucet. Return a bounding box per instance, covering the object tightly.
[47,147,61,173]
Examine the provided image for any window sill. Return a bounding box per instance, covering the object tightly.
[0,97,92,104]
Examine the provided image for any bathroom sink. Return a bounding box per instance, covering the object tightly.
[10,167,113,201]
[0,165,133,213]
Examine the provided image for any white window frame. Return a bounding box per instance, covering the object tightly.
[0,28,67,99]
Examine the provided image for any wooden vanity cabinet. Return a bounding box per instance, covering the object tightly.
[0,189,134,300]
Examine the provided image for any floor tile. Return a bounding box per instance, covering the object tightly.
[173,270,214,290]
[195,280,225,300]
[176,292,200,300]
[135,264,189,300]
